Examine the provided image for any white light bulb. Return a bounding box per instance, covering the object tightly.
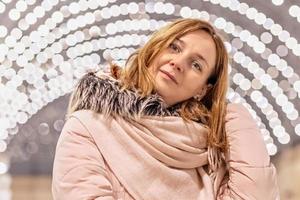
[272,0,284,6]
[0,2,5,14]
[267,143,277,156]
[0,25,8,38]
[69,2,80,14]
[180,6,192,18]
[9,9,20,20]
[295,124,300,136]
[33,6,45,18]
[16,0,27,12]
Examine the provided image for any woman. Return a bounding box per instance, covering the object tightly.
[52,18,279,199]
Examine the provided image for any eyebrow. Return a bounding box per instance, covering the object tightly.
[175,38,209,68]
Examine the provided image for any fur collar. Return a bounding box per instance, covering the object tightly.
[68,72,181,119]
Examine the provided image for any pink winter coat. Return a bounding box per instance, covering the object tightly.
[52,102,279,200]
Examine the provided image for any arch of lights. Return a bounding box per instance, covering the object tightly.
[0,0,300,198]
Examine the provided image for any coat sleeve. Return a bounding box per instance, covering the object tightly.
[217,103,280,200]
[52,116,116,200]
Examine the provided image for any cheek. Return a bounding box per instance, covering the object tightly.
[148,58,158,73]
[149,57,166,75]
[148,59,158,75]
[181,75,206,93]
[152,53,169,68]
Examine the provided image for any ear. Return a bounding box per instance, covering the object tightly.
[198,83,213,99]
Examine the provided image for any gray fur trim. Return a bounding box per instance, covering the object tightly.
[69,72,181,119]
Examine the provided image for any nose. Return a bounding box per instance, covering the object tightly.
[169,56,185,72]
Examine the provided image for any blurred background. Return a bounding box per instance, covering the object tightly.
[0,0,300,199]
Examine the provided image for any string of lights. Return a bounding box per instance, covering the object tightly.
[0,0,299,198]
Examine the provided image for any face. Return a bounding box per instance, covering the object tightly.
[149,30,217,107]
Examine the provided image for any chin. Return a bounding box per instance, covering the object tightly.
[154,78,180,106]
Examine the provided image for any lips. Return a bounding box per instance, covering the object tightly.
[159,70,178,84]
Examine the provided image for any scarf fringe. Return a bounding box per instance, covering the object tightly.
[208,146,226,196]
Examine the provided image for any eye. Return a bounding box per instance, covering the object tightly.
[169,42,180,53]
[192,61,202,71]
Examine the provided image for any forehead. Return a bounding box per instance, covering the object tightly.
[176,30,217,70]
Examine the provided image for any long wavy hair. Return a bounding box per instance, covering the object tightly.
[111,18,229,154]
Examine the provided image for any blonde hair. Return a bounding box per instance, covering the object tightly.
[113,18,229,154]
[68,18,229,155]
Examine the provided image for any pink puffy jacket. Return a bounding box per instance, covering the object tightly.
[52,103,280,199]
